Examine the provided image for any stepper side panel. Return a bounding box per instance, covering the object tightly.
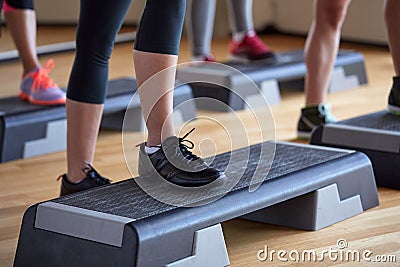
[357,148,400,189]
[14,205,138,267]
[311,110,400,153]
[311,122,400,189]
[190,82,232,111]
[35,202,136,247]
[1,109,66,162]
[106,78,138,97]
[241,184,364,231]
[342,61,368,85]
[321,124,400,153]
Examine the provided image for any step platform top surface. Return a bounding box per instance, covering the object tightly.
[0,96,64,116]
[227,49,358,71]
[52,142,352,221]
[338,110,400,132]
[0,78,138,117]
[180,49,360,73]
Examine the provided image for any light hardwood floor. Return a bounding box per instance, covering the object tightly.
[0,26,399,266]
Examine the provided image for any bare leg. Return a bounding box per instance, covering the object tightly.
[384,0,400,76]
[66,99,104,182]
[134,50,177,146]
[304,0,351,106]
[4,9,40,74]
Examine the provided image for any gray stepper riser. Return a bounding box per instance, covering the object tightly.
[177,49,367,111]
[242,183,363,230]
[14,142,379,267]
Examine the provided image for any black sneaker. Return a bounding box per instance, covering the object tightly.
[388,76,400,114]
[297,104,337,139]
[58,162,111,196]
[138,129,224,187]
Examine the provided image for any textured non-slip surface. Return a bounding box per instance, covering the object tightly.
[53,143,350,221]
[0,78,136,116]
[226,49,355,72]
[0,96,64,116]
[339,110,400,132]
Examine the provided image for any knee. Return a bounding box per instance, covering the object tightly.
[384,0,398,24]
[75,31,115,67]
[316,1,349,31]
[135,0,186,55]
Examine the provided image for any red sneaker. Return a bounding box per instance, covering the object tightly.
[191,54,216,63]
[189,54,217,67]
[203,54,216,62]
[229,31,275,63]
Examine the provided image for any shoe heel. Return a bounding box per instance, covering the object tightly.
[18,92,30,101]
[138,150,156,177]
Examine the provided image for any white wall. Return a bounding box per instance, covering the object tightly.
[35,0,144,25]
[35,0,387,45]
[35,0,79,23]
[274,0,387,45]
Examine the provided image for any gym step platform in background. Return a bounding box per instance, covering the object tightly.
[14,142,379,267]
[177,49,367,112]
[0,77,196,162]
[311,110,400,189]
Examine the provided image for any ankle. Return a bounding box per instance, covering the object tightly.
[232,30,254,42]
[23,64,41,76]
[147,133,173,147]
[304,102,324,108]
[232,31,245,43]
[393,76,400,85]
[66,172,86,184]
[146,140,161,147]
[192,53,207,60]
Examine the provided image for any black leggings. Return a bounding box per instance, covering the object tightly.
[0,0,34,12]
[67,0,186,104]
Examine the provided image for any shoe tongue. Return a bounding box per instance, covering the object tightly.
[161,135,179,148]
[161,136,207,172]
[22,66,41,78]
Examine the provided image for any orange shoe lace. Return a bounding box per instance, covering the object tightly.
[29,59,59,93]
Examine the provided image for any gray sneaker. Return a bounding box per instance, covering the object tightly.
[297,104,337,139]
[388,76,400,114]
[138,129,224,187]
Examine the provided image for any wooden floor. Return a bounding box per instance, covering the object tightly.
[1,26,400,266]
